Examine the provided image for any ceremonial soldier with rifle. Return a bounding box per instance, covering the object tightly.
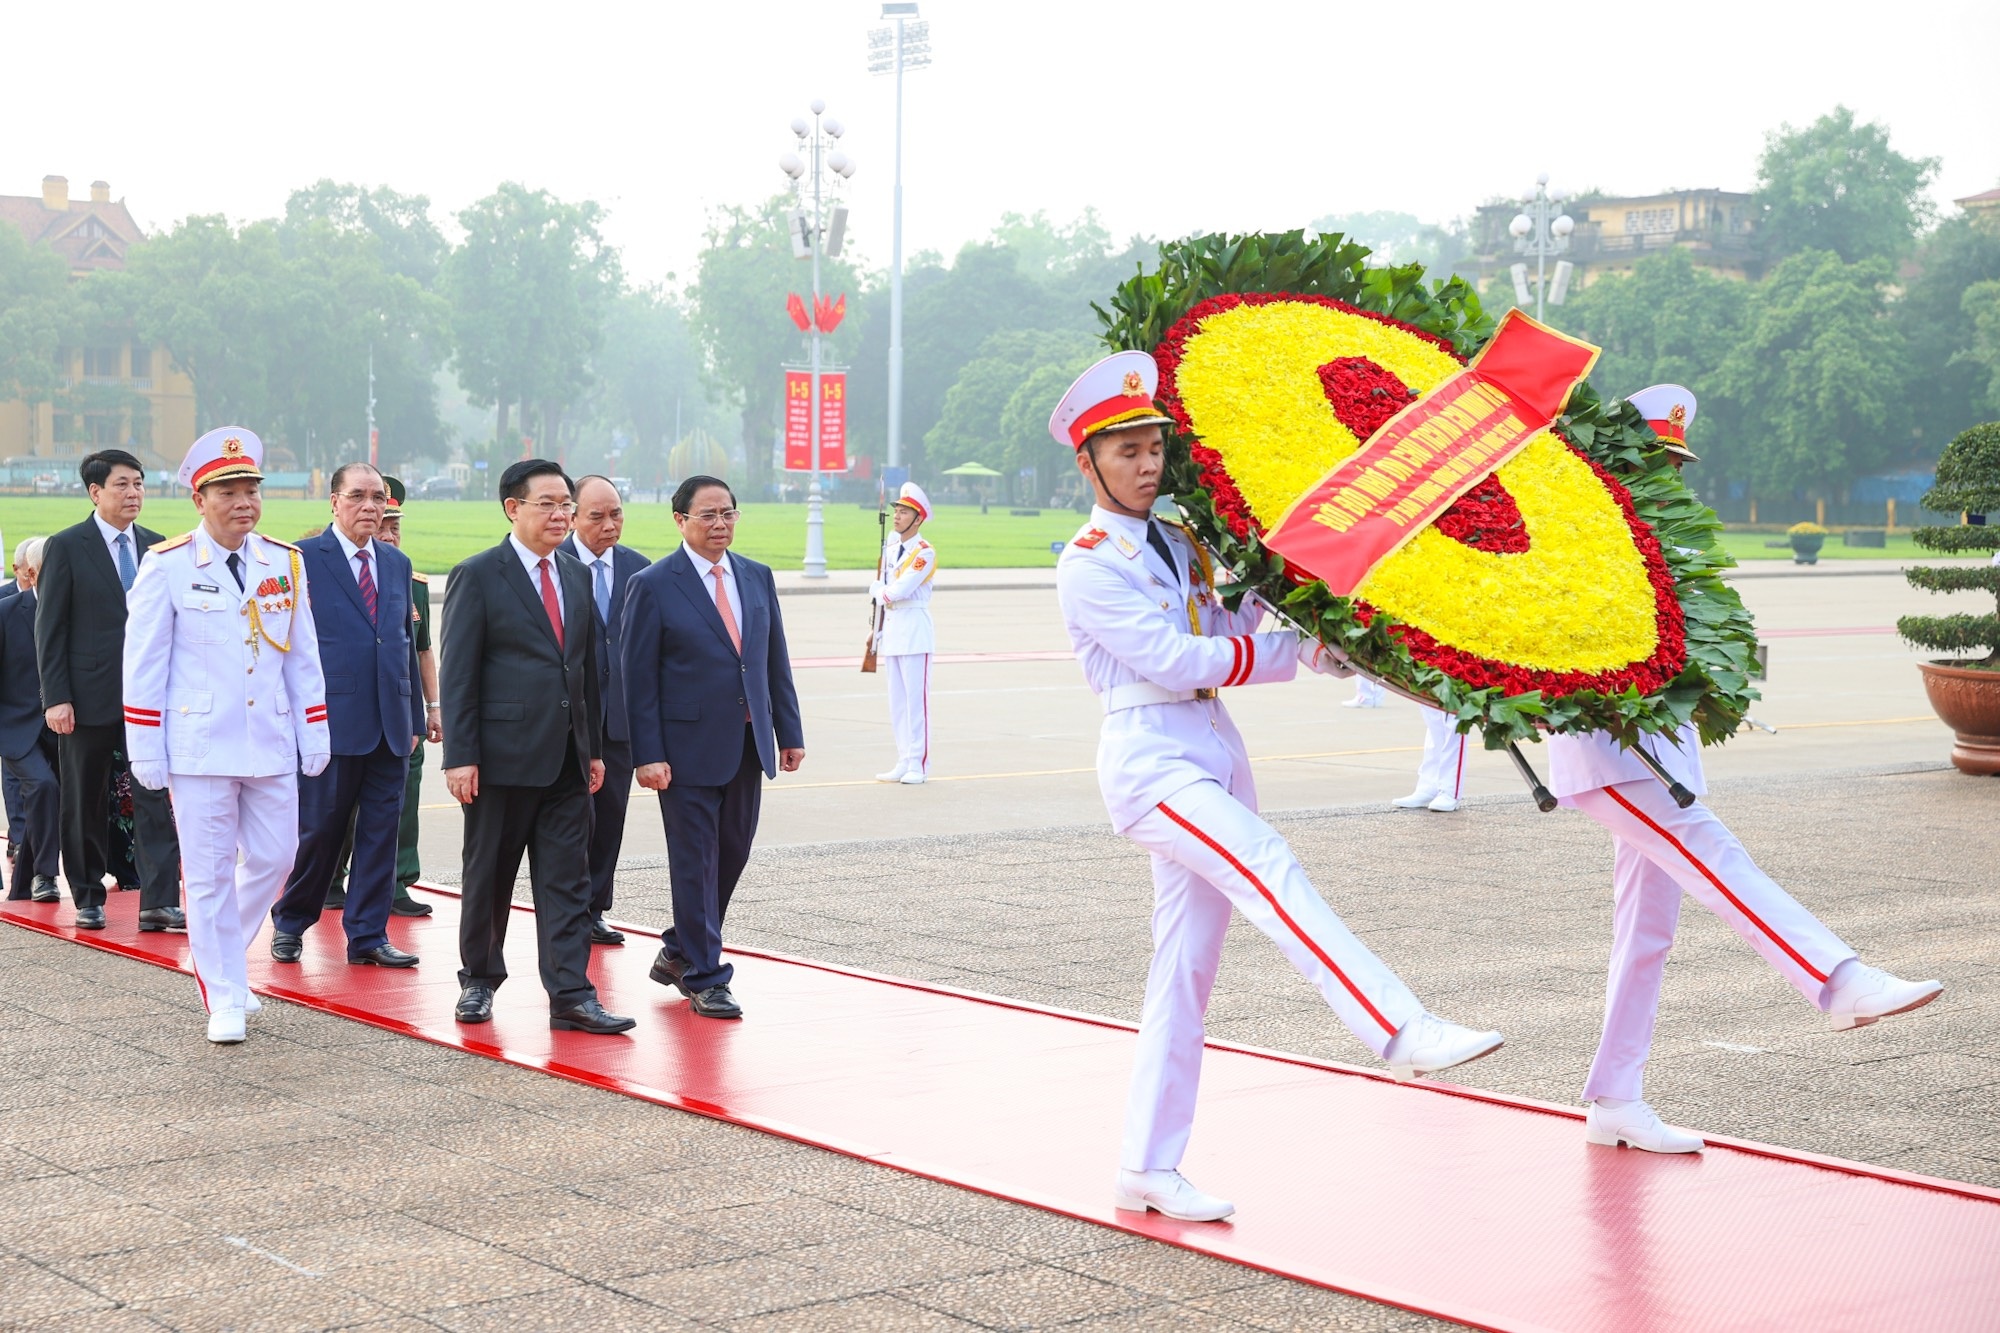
[870,482,936,785]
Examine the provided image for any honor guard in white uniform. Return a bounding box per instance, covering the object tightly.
[1052,352,1504,1223]
[123,428,331,1044]
[1396,708,1467,812]
[871,482,937,784]
[1550,386,1941,1154]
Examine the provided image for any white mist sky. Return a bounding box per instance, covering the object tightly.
[7,0,1997,285]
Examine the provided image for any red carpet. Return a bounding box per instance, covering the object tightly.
[7,887,1998,1332]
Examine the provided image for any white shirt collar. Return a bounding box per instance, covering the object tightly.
[681,543,731,579]
[507,533,561,575]
[330,524,374,564]
[93,512,135,546]
[574,537,614,567]
[1091,504,1152,539]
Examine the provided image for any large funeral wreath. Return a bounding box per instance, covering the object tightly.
[1094,229,1761,752]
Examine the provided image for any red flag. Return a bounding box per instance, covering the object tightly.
[814,293,847,333]
[786,293,810,331]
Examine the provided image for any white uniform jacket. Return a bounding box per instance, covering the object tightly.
[1058,506,1302,833]
[123,530,332,778]
[870,535,936,656]
[1547,721,1706,803]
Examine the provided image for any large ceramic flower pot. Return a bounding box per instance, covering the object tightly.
[1790,534,1824,565]
[1916,660,2000,775]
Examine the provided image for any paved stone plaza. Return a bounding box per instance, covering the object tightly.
[2,564,1996,1330]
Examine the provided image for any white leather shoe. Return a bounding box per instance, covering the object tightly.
[244,994,262,1016]
[1113,1168,1235,1222]
[207,1008,247,1044]
[1825,962,1942,1031]
[875,764,909,783]
[1392,789,1438,809]
[1427,794,1460,812]
[900,771,927,785]
[1383,1011,1504,1082]
[1340,697,1381,709]
[1586,1099,1703,1153]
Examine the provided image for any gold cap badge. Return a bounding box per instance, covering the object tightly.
[223,437,243,456]
[1667,404,1686,428]
[1121,371,1146,397]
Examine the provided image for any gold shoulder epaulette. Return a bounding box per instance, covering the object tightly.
[258,533,300,553]
[411,571,430,584]
[151,532,195,553]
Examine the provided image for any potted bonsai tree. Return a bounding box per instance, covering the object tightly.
[1787,520,1828,564]
[1898,422,2000,774]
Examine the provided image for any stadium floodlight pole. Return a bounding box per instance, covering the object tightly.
[780,101,856,578]
[869,3,930,471]
[1508,174,1575,322]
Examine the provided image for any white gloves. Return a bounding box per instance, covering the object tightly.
[130,760,170,791]
[300,752,331,778]
[1298,637,1358,678]
[868,580,888,606]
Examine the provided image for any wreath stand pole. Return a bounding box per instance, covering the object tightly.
[1629,745,1699,809]
[1505,743,1559,813]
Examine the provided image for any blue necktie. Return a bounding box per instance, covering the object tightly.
[593,557,611,625]
[115,532,136,591]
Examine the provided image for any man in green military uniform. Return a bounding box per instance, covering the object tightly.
[326,476,438,915]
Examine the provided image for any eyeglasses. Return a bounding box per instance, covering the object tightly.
[513,499,578,516]
[682,508,740,525]
[336,490,390,507]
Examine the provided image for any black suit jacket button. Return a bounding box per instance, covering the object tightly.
[560,700,569,708]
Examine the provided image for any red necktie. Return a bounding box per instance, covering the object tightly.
[355,548,377,623]
[537,558,564,648]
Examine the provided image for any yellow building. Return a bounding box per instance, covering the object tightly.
[1471,187,1762,292]
[0,176,196,480]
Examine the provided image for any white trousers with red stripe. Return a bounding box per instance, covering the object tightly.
[884,653,931,776]
[169,773,299,1016]
[1120,779,1425,1170]
[1416,709,1467,800]
[1571,779,1856,1102]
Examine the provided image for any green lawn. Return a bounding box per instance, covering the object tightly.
[1715,531,1979,563]
[0,497,1093,576]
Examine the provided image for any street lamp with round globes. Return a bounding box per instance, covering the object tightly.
[779,101,857,579]
[1551,214,1575,239]
[1510,173,1575,321]
[1510,214,1532,238]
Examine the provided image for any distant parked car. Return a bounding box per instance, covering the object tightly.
[415,477,462,501]
[32,474,60,494]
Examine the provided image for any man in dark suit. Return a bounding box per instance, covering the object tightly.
[559,475,651,946]
[269,463,424,969]
[34,449,182,932]
[441,459,633,1035]
[622,475,805,1019]
[1,539,59,903]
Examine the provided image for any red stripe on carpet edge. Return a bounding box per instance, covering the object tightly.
[9,883,1995,1209]
[8,887,2000,1333]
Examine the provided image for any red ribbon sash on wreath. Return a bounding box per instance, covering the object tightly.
[1265,310,1600,596]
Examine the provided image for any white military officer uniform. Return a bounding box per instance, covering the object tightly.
[871,482,937,784]
[1550,385,1940,1154]
[124,428,330,1044]
[1051,352,1503,1222]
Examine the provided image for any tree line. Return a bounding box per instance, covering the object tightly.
[1,104,1994,511]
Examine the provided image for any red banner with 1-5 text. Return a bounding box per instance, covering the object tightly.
[783,370,847,473]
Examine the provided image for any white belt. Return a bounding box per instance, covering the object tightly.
[1102,682,1203,713]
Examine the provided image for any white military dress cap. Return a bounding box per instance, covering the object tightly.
[178,427,267,488]
[1626,385,1698,462]
[1048,351,1175,450]
[894,482,931,521]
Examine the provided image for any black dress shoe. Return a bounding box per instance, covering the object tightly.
[690,985,743,1020]
[455,986,495,1023]
[137,906,186,932]
[649,949,694,997]
[388,894,433,918]
[324,887,346,909]
[31,876,60,903]
[349,943,419,968]
[589,915,626,945]
[270,932,304,963]
[74,907,106,930]
[549,998,637,1034]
